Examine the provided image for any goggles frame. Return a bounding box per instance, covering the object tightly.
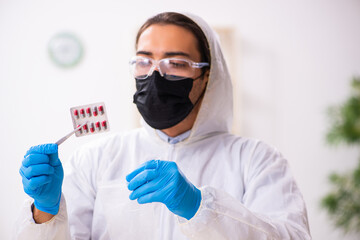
[129,56,209,81]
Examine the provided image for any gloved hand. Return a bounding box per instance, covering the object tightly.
[19,143,63,215]
[126,160,201,220]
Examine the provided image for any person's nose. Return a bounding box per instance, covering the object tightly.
[147,63,161,76]
[150,61,162,76]
[153,61,161,72]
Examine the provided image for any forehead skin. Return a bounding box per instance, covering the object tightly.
[136,24,201,62]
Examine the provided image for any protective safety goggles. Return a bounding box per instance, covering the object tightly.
[129,56,209,81]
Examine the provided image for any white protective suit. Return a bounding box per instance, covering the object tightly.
[14,13,311,240]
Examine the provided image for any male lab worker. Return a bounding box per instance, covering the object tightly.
[16,12,311,239]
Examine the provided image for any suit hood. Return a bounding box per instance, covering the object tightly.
[141,12,233,143]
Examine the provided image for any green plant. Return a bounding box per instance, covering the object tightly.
[322,77,360,233]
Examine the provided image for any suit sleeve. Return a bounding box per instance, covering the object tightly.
[178,142,311,240]
[13,196,71,240]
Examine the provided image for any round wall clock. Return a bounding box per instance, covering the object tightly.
[48,32,84,68]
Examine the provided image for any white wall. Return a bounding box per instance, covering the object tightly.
[1,0,359,239]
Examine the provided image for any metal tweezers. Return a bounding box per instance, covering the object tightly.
[55,122,88,146]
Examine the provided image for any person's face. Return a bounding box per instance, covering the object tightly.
[136,24,209,105]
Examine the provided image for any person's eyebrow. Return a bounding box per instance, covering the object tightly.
[136,51,152,56]
[164,51,191,58]
[136,50,192,58]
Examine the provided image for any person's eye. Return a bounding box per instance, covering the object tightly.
[168,60,187,68]
[137,60,151,67]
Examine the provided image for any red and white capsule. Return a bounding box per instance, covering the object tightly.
[74,109,79,119]
[86,107,92,117]
[83,123,88,133]
[76,124,83,134]
[95,121,101,131]
[98,105,104,115]
[101,120,107,129]
[93,107,98,116]
[80,108,85,118]
[90,123,95,133]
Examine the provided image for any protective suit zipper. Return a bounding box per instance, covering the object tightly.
[168,144,175,161]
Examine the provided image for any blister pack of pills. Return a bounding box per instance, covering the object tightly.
[70,102,110,137]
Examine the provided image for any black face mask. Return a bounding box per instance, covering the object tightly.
[133,71,194,130]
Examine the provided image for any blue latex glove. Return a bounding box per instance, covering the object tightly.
[126,160,201,220]
[19,144,63,215]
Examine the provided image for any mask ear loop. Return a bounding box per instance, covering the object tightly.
[192,79,208,114]
[193,83,207,108]
[193,69,207,81]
